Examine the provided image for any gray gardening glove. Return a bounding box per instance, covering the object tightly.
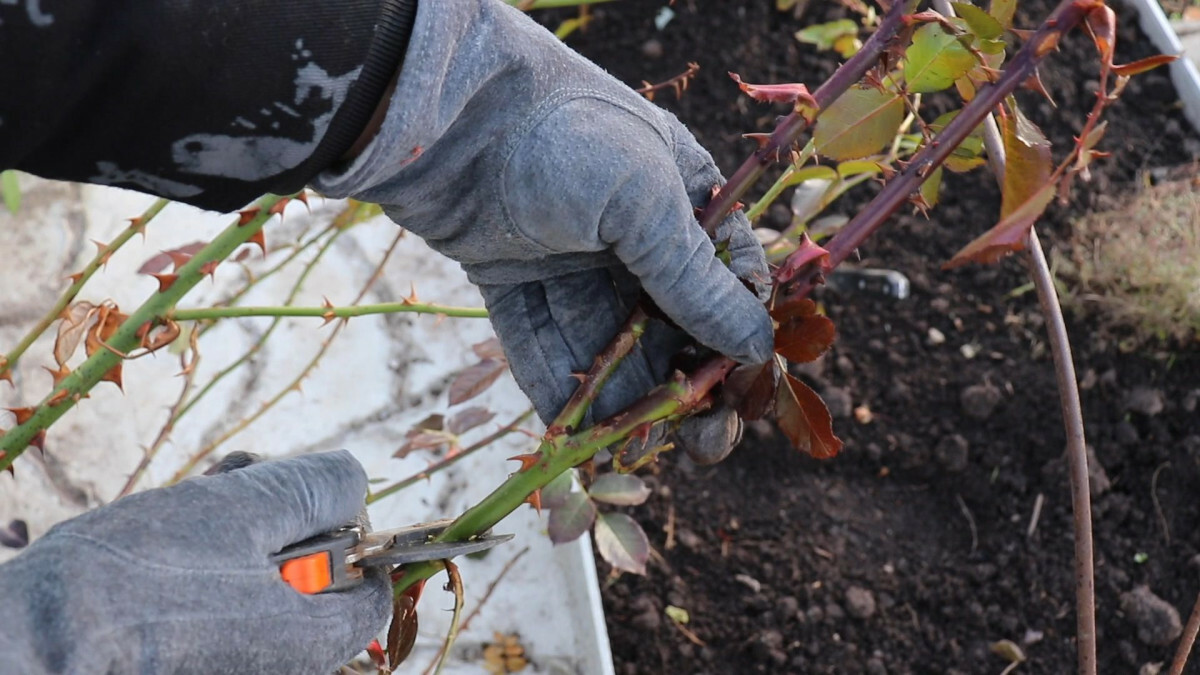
[313,0,773,458]
[0,451,390,675]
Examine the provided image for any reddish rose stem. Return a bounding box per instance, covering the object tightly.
[697,0,917,237]
[779,0,1100,304]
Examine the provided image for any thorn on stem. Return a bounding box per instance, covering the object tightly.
[91,240,113,268]
[268,198,291,218]
[507,453,541,472]
[5,407,35,424]
[237,207,261,226]
[247,230,267,257]
[524,489,543,515]
[199,260,219,279]
[151,273,179,293]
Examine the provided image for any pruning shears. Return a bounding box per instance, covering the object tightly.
[271,519,512,594]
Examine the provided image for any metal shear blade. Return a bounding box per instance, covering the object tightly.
[354,519,513,567]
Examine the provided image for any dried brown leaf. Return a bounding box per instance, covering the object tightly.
[447,407,495,435]
[54,302,98,367]
[448,358,507,405]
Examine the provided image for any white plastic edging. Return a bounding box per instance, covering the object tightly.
[1121,0,1200,134]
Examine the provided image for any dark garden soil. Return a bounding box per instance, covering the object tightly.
[540,1,1200,673]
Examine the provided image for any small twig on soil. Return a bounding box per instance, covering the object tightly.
[664,504,677,551]
[635,62,700,102]
[424,560,465,675]
[1169,589,1200,675]
[955,494,978,554]
[1028,492,1045,539]
[671,618,708,647]
[459,547,531,632]
[1151,461,1172,545]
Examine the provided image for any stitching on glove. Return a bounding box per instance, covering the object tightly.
[496,88,674,252]
[51,532,269,576]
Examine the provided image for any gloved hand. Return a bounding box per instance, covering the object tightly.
[312,0,773,461]
[0,451,390,675]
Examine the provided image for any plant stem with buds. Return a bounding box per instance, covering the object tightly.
[168,302,487,322]
[393,356,733,595]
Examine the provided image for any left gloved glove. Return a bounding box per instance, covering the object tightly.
[312,0,774,457]
[0,450,390,675]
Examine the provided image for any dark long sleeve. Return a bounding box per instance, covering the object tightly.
[0,0,416,212]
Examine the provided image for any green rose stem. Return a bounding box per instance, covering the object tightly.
[167,302,487,322]
[394,336,732,595]
[0,195,286,473]
[367,408,535,506]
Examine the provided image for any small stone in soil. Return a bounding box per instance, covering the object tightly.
[1187,436,1200,472]
[777,595,800,620]
[1115,420,1141,446]
[825,601,846,622]
[640,39,664,59]
[845,586,877,619]
[934,434,970,473]
[675,528,702,551]
[1087,445,1111,497]
[822,386,853,419]
[866,657,888,675]
[961,382,1002,420]
[735,573,763,593]
[743,594,771,614]
[1120,585,1182,646]
[1125,387,1165,417]
[1184,389,1199,413]
[1078,368,1098,390]
[629,596,661,632]
[927,327,946,346]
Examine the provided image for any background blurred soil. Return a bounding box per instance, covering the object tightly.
[537,1,1200,673]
